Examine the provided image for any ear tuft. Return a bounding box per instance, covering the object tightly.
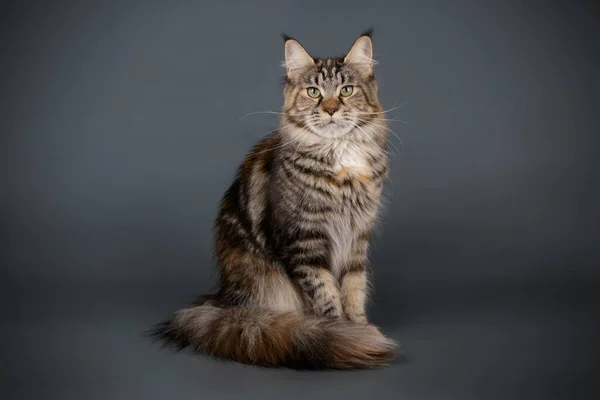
[281,33,294,43]
[360,28,374,38]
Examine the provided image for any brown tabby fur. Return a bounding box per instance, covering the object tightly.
[151,30,399,370]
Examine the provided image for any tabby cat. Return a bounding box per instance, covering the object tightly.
[151,30,399,369]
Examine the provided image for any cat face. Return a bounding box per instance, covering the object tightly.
[282,32,382,139]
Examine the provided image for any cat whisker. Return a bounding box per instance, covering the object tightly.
[354,115,408,124]
[256,123,297,139]
[355,118,404,152]
[349,121,399,158]
[378,101,412,114]
[252,125,312,155]
[252,138,296,155]
[239,110,284,120]
[358,119,404,152]
[257,127,281,139]
[291,134,305,161]
[354,101,412,116]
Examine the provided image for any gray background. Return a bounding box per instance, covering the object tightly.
[2,0,599,399]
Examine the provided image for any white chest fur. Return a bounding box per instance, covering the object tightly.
[328,143,377,278]
[333,142,371,175]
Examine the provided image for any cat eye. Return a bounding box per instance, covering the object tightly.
[340,85,354,97]
[307,87,321,98]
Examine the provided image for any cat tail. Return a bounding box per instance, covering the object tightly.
[149,300,399,370]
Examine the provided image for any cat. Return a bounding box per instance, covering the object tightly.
[151,29,399,369]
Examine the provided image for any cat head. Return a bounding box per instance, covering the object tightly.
[281,30,382,140]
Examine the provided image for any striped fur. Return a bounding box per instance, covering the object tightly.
[151,31,399,369]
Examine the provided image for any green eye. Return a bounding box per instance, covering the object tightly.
[307,87,321,98]
[340,85,354,97]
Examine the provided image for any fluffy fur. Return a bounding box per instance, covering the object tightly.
[150,30,399,370]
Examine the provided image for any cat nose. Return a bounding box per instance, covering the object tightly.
[321,98,340,116]
[324,106,339,116]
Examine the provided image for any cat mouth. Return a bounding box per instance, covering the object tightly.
[309,120,354,139]
[317,118,341,126]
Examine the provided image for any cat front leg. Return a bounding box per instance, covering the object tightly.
[340,232,370,323]
[292,265,343,319]
[341,266,368,323]
[285,235,343,319]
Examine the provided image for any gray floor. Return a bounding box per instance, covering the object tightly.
[4,274,598,399]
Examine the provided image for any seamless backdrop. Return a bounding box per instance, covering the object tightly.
[2,1,599,399]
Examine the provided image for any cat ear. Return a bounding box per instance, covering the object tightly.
[283,36,314,76]
[344,32,374,75]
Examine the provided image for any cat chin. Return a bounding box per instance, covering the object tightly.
[309,122,355,139]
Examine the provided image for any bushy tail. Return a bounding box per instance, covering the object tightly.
[150,302,399,370]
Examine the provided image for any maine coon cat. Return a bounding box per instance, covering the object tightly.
[151,30,398,369]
